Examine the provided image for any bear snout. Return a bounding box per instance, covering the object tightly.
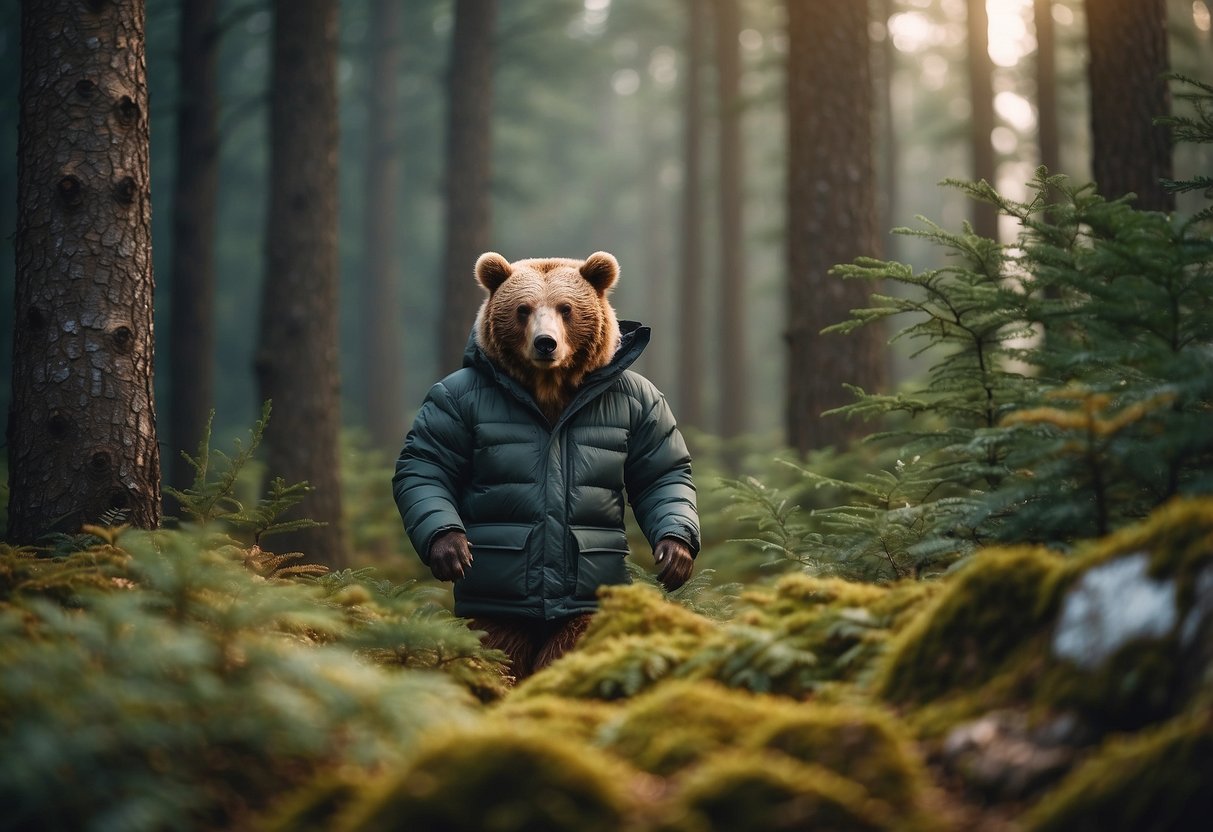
[526,306,568,366]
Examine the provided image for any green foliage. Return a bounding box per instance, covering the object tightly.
[731,167,1213,581]
[0,528,475,832]
[314,567,511,701]
[167,401,322,548]
[1159,74,1213,223]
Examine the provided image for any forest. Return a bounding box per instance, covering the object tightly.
[2,0,1213,829]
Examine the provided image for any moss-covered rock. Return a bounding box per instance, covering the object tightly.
[487,694,620,741]
[341,727,633,832]
[577,584,716,649]
[1023,710,1213,832]
[874,546,1063,705]
[745,703,929,814]
[515,633,697,701]
[654,750,895,832]
[598,680,794,776]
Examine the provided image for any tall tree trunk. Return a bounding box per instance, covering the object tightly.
[9,0,161,541]
[785,0,887,454]
[641,104,669,395]
[1085,0,1173,210]
[715,0,747,443]
[438,0,496,374]
[362,0,405,449]
[967,0,999,239]
[1034,0,1061,177]
[255,0,345,566]
[875,0,898,259]
[168,0,219,490]
[677,0,705,430]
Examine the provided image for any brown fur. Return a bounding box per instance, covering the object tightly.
[474,252,621,424]
[469,614,593,682]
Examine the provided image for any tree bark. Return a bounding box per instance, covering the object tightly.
[1034,0,1061,177]
[967,0,999,239]
[785,0,887,454]
[9,0,161,541]
[168,0,219,490]
[1085,0,1173,211]
[677,0,705,431]
[255,0,346,566]
[714,0,747,442]
[874,0,898,258]
[362,0,405,449]
[438,0,496,374]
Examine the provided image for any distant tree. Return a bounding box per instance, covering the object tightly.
[361,0,405,449]
[168,0,219,495]
[967,0,998,238]
[677,0,706,430]
[255,0,346,566]
[714,0,747,441]
[874,0,899,253]
[438,0,497,373]
[1085,0,1173,210]
[785,0,887,454]
[1034,0,1061,177]
[8,0,161,540]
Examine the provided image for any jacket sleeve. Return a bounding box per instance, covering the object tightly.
[392,381,472,565]
[625,388,701,555]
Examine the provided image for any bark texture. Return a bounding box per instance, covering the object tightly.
[438,0,496,374]
[362,0,405,449]
[255,0,346,566]
[677,0,705,430]
[967,0,999,239]
[168,0,219,488]
[714,0,747,441]
[8,0,161,542]
[785,0,887,454]
[1085,0,1173,211]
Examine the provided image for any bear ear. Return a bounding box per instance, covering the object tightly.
[475,252,513,293]
[580,251,619,295]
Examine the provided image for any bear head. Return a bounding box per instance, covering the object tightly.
[473,251,622,423]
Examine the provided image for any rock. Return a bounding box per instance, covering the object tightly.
[1052,553,1177,669]
[940,710,1087,801]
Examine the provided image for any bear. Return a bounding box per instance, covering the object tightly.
[393,251,700,681]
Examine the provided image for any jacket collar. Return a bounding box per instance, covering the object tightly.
[463,321,650,426]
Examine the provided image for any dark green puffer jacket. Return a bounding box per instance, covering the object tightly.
[393,322,700,620]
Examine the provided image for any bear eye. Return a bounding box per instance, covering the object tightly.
[557,303,572,318]
[517,304,532,319]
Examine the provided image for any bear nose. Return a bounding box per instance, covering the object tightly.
[534,334,557,356]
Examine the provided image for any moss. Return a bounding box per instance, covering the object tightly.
[874,546,1063,704]
[1036,638,1184,731]
[487,694,620,741]
[514,633,697,701]
[258,772,363,832]
[1023,710,1213,832]
[599,680,796,776]
[342,727,633,832]
[744,703,928,814]
[655,750,895,832]
[578,584,716,650]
